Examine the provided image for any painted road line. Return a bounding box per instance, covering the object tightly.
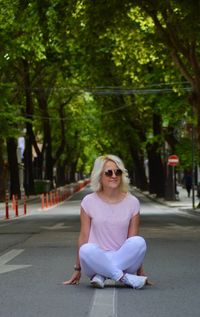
[42,223,72,230]
[89,287,117,317]
[0,249,31,274]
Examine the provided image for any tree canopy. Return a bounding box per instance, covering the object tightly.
[0,0,198,199]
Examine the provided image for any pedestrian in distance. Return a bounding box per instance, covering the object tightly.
[184,173,192,198]
[63,154,152,289]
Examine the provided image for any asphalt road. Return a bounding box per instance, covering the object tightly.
[0,186,200,317]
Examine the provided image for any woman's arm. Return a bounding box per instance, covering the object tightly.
[63,207,91,285]
[127,213,146,277]
[127,212,154,285]
[75,207,91,268]
[127,213,140,237]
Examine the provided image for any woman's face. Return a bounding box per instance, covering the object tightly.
[101,160,122,190]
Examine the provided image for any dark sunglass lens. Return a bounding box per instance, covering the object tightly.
[115,169,122,176]
[104,170,113,177]
[104,169,123,177]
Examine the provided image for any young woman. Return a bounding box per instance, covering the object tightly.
[63,154,149,289]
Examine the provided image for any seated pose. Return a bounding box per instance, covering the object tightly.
[63,154,150,289]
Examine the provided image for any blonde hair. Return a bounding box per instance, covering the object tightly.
[90,154,130,192]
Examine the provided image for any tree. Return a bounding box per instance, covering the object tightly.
[1,0,198,199]
[79,1,197,196]
[134,1,200,154]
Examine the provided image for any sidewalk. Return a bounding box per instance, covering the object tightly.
[140,185,200,215]
[0,194,39,221]
[0,179,90,221]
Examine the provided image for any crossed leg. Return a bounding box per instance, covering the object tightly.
[79,236,147,281]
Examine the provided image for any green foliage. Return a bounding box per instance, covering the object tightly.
[175,137,199,170]
[0,84,25,138]
[0,0,199,179]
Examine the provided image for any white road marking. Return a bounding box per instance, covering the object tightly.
[89,287,117,317]
[42,223,72,230]
[0,249,31,274]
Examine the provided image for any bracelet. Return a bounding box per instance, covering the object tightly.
[74,265,81,271]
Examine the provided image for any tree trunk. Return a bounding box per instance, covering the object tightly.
[147,144,165,197]
[56,162,66,186]
[0,138,8,201]
[164,165,176,201]
[33,154,43,179]
[147,113,165,197]
[35,89,53,185]
[24,127,35,195]
[189,91,200,156]
[7,138,21,199]
[69,160,78,183]
[22,59,35,195]
[45,139,53,183]
[129,147,148,191]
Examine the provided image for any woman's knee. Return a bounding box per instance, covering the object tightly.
[127,236,147,253]
[79,243,98,260]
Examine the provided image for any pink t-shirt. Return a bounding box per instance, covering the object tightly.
[81,192,140,251]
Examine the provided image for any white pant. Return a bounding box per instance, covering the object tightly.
[79,236,147,281]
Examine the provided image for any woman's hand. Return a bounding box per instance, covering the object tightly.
[63,271,81,285]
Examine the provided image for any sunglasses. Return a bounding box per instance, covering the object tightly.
[104,169,123,177]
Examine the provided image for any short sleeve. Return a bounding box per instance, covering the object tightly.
[130,195,140,217]
[80,194,92,217]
